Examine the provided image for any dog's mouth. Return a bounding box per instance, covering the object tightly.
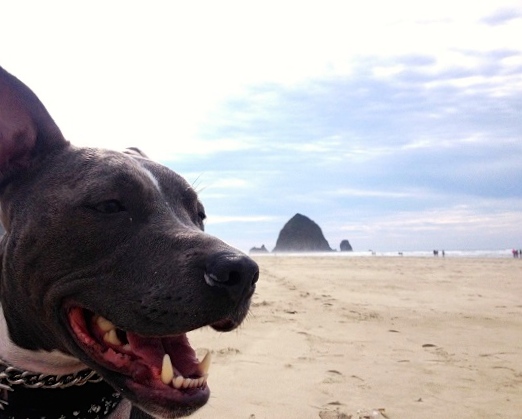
[67,307,224,414]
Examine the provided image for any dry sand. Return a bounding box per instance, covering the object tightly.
[190,256,522,419]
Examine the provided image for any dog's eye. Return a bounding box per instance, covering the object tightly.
[91,199,126,214]
[196,211,206,230]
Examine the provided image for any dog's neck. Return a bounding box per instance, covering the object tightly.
[0,307,85,375]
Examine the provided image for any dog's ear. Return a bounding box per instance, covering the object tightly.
[123,147,149,158]
[0,66,69,183]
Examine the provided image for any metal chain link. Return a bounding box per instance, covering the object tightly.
[0,359,103,390]
[0,359,105,410]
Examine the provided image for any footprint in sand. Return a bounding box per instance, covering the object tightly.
[252,300,272,307]
[318,409,352,419]
[319,407,389,419]
[198,347,240,359]
[322,369,345,384]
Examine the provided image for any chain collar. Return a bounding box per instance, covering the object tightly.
[0,358,104,410]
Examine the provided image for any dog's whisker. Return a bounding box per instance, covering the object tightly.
[191,173,204,190]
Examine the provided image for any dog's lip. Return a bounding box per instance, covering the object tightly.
[210,318,239,332]
[65,306,211,411]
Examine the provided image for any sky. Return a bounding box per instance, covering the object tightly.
[1,1,521,253]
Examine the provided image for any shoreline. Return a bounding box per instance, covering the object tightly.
[249,249,518,258]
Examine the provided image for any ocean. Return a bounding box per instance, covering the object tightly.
[255,249,519,258]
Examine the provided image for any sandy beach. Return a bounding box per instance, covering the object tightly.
[190,256,522,419]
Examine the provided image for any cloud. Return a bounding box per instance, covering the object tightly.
[331,200,522,251]
[206,215,279,225]
[481,8,522,26]
[198,52,521,173]
[329,188,420,199]
[202,178,250,190]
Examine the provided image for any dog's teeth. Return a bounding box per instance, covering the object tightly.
[161,354,175,384]
[161,351,210,390]
[171,374,207,390]
[103,329,122,346]
[96,316,116,332]
[173,375,185,389]
[198,351,211,375]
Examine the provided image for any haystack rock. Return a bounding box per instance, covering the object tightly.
[340,239,353,252]
[273,213,332,252]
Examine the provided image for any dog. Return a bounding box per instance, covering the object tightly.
[0,66,259,419]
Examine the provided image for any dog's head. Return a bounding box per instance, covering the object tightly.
[0,67,259,418]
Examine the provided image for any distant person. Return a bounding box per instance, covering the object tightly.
[442,250,445,257]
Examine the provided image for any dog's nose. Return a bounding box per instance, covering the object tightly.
[204,251,259,300]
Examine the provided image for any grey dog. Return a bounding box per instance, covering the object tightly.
[0,66,259,419]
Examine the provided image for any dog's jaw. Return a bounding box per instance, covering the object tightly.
[64,306,212,417]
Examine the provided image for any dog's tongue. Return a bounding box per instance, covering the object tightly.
[127,333,200,378]
[126,333,164,364]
